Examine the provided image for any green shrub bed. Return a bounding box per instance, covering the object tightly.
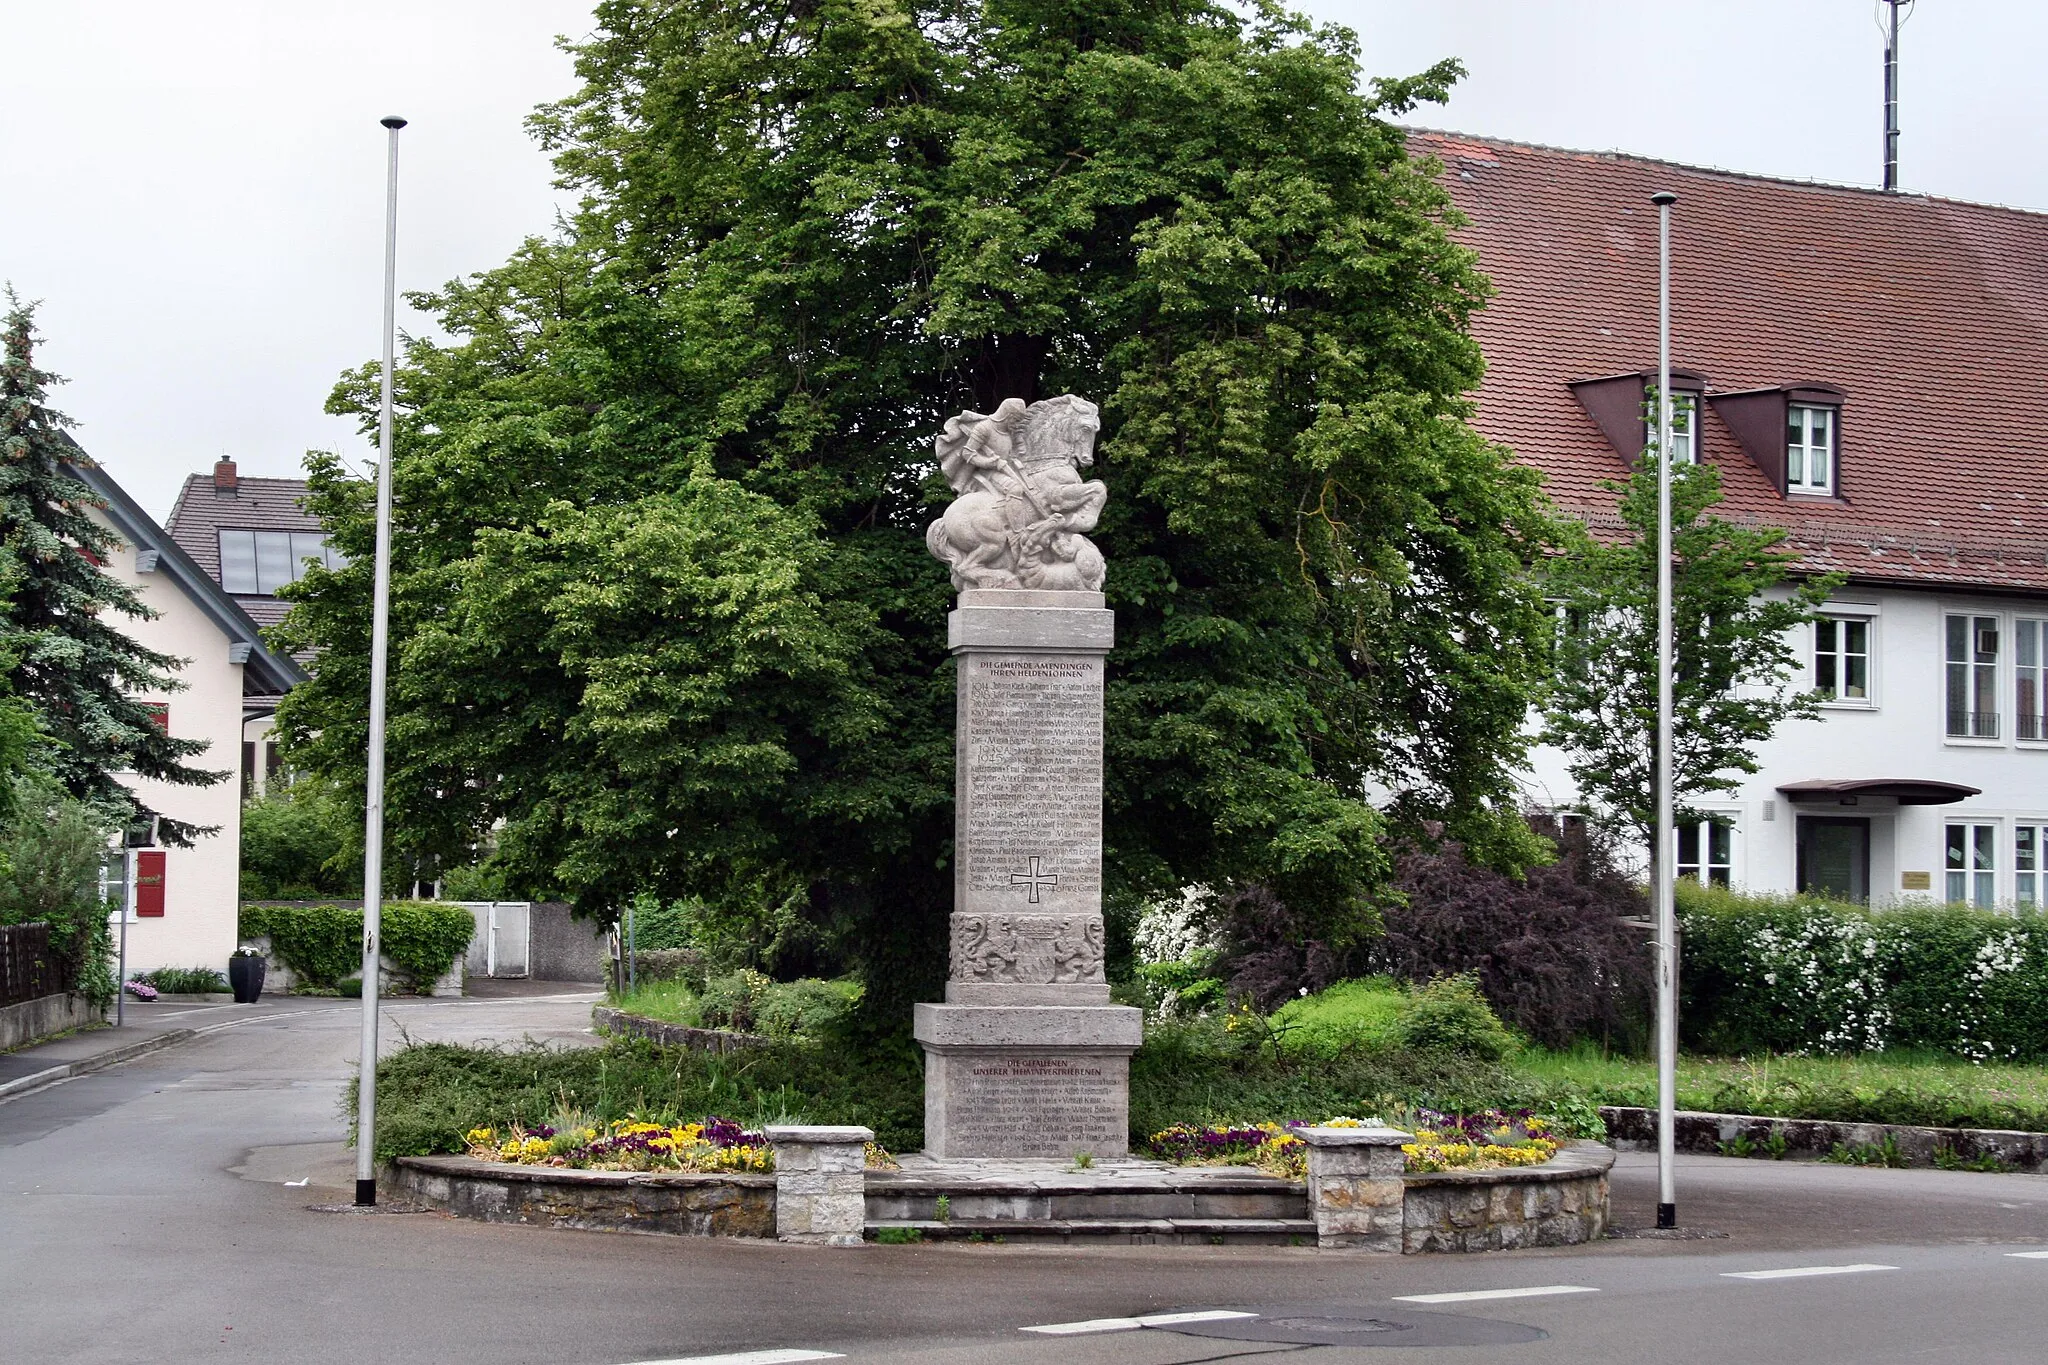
[241,902,474,990]
[611,972,860,1039]
[135,966,229,994]
[1680,884,2048,1059]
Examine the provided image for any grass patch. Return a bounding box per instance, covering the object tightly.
[1517,1044,2048,1132]
[610,980,705,1027]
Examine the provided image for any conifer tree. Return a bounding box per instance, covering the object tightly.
[1,291,225,844]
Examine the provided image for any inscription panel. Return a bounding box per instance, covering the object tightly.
[958,653,1103,925]
[938,1053,1126,1157]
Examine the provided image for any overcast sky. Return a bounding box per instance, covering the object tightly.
[7,0,2038,521]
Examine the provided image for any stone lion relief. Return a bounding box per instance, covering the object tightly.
[950,913,1106,985]
[925,394,1108,592]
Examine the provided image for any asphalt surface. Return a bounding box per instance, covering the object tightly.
[6,993,2048,1364]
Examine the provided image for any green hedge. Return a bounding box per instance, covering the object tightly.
[1680,883,2048,1059]
[241,903,474,989]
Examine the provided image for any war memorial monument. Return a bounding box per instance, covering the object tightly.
[916,393,1144,1158]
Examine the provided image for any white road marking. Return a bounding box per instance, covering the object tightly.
[1020,1310,1258,1335]
[619,1352,843,1365]
[1393,1286,1599,1304]
[2005,1251,2048,1259]
[1721,1264,1898,1280]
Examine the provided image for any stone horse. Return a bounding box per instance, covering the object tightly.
[926,394,1108,591]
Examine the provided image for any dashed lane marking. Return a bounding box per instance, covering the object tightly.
[1020,1310,1259,1336]
[1393,1286,1599,1304]
[2005,1251,2048,1259]
[618,1352,843,1365]
[1721,1264,1898,1281]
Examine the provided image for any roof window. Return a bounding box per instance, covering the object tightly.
[1786,405,1834,493]
[1704,382,1847,499]
[219,530,342,595]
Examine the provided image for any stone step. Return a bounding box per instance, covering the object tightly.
[867,1217,1317,1246]
[864,1165,1308,1225]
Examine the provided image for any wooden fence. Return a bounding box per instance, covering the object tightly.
[0,922,63,1008]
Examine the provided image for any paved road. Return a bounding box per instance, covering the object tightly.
[6,996,2048,1365]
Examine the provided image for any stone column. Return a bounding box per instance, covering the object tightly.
[913,589,1143,1159]
[766,1125,872,1246]
[1297,1126,1413,1252]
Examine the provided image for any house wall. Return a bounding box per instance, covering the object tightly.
[95,524,246,974]
[1525,582,2048,907]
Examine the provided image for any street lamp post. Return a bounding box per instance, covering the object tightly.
[355,114,406,1209]
[1650,188,1679,1231]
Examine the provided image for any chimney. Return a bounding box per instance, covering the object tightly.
[213,459,238,496]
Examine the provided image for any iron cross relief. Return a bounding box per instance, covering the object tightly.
[1011,856,1059,904]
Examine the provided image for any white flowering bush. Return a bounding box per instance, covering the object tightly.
[1133,887,1225,1018]
[1681,883,2048,1059]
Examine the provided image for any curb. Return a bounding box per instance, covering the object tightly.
[0,1028,200,1103]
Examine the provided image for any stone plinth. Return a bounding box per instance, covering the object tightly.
[916,588,1141,1158]
[767,1125,873,1246]
[1298,1125,1412,1252]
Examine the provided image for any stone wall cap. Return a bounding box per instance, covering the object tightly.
[1400,1140,1617,1186]
[1294,1125,1413,1147]
[913,1001,1143,1047]
[392,1154,777,1188]
[764,1125,874,1144]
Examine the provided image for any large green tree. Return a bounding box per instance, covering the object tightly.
[275,0,1558,1013]
[1,293,224,844]
[1542,447,1839,852]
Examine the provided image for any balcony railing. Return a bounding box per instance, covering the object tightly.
[1948,711,2001,739]
[2021,712,2047,742]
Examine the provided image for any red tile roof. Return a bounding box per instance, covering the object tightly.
[1411,130,2048,592]
[164,472,322,629]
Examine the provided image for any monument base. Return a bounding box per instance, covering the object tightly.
[914,1003,1142,1160]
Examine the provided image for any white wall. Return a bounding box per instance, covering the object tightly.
[1524,583,2048,908]
[94,522,246,973]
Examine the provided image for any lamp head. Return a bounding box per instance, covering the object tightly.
[380,116,408,130]
[1650,190,1677,206]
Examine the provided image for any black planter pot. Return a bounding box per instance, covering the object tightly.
[229,955,265,1004]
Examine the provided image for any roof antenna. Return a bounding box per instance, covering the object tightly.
[1879,0,1916,191]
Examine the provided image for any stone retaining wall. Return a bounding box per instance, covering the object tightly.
[1602,1105,2048,1171]
[389,1156,774,1237]
[1402,1142,1613,1253]
[0,991,100,1051]
[591,1005,768,1053]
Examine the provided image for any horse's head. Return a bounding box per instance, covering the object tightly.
[1020,394,1101,470]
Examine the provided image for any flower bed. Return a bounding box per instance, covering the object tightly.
[1143,1109,1559,1177]
[463,1117,776,1173]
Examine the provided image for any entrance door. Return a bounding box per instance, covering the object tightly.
[1798,818,1870,902]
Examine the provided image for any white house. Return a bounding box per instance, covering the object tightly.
[69,455,306,972]
[1418,131,2048,909]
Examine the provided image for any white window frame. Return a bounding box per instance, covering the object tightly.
[2017,822,2046,911]
[1786,404,1835,494]
[1676,814,1739,888]
[1813,610,1876,708]
[2016,617,2048,745]
[1946,820,1999,908]
[1944,611,2003,744]
[1644,390,1699,466]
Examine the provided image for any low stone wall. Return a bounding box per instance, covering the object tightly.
[591,1004,768,1053]
[0,991,101,1051]
[1602,1105,2048,1171]
[1402,1142,1614,1254]
[389,1156,775,1238]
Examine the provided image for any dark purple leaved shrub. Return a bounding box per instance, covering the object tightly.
[1373,816,1652,1050]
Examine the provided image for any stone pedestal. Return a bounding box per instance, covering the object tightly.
[1298,1125,1412,1252]
[914,589,1142,1159]
[766,1125,873,1246]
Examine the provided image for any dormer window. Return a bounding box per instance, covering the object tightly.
[1645,391,1698,465]
[1786,405,1835,493]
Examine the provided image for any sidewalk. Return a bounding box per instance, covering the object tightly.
[0,996,317,1097]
